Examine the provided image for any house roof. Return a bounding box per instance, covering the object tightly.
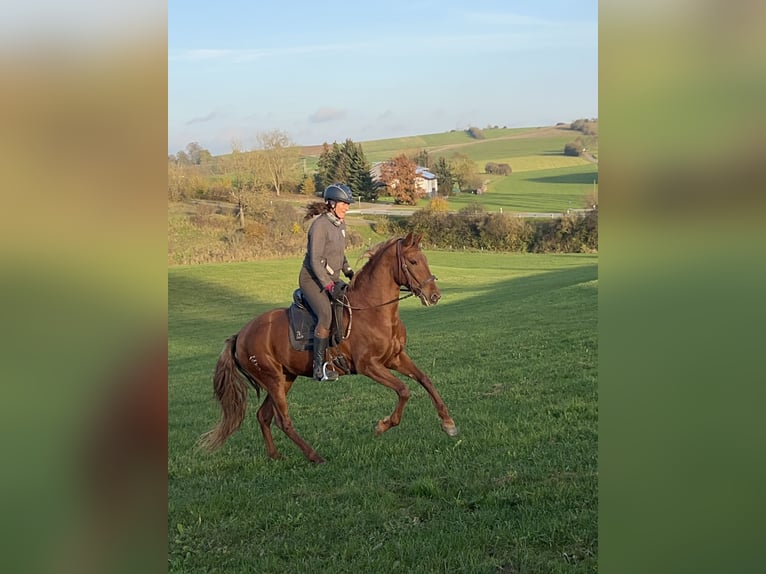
[370,162,438,180]
[415,167,437,180]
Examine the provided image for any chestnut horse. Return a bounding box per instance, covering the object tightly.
[198,232,458,463]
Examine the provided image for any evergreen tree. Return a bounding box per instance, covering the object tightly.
[315,138,376,201]
[432,156,455,196]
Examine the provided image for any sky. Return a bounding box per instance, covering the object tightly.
[168,1,598,156]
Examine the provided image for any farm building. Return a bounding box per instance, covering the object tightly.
[370,162,439,198]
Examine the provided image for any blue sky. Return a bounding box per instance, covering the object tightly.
[169,1,597,155]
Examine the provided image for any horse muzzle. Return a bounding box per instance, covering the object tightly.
[420,287,441,307]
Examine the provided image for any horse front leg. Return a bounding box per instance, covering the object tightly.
[361,363,411,435]
[390,352,458,437]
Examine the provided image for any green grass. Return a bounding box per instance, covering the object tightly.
[358,127,542,163]
[449,165,599,213]
[360,164,598,213]
[169,251,597,573]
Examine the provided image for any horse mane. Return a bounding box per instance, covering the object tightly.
[350,236,401,289]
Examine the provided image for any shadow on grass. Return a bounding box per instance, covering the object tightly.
[525,171,599,185]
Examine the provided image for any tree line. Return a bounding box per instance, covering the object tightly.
[169,133,497,213]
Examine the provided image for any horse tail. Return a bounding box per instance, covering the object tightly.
[197,334,250,452]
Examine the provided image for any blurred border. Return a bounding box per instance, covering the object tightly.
[601,1,765,573]
[3,1,764,572]
[0,3,168,573]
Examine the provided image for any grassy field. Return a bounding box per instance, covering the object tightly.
[169,250,598,573]
[448,165,599,213]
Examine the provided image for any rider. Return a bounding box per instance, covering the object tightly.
[299,183,355,381]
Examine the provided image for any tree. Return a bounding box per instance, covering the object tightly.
[412,149,431,169]
[485,162,512,175]
[300,174,316,196]
[450,153,479,192]
[228,139,252,229]
[379,154,420,205]
[175,150,191,165]
[168,160,185,201]
[466,126,485,139]
[315,139,376,201]
[564,137,584,157]
[431,156,455,197]
[256,129,300,196]
[185,141,211,165]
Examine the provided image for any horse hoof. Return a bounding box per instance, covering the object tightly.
[374,418,390,436]
[310,455,326,464]
[442,422,459,437]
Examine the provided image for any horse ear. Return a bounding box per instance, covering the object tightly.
[403,232,422,248]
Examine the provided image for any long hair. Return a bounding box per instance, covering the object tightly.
[304,201,330,221]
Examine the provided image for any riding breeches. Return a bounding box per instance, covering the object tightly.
[298,266,332,331]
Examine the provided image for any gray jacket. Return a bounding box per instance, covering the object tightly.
[302,213,350,288]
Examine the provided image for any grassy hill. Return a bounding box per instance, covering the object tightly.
[299,124,598,212]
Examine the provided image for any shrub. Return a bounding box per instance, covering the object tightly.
[428,196,449,212]
[466,126,485,140]
[564,139,584,157]
[485,162,512,175]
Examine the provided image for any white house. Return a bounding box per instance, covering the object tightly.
[415,166,438,197]
[370,162,439,198]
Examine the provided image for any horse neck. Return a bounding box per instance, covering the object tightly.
[349,247,402,307]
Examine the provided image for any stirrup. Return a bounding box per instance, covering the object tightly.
[319,362,338,381]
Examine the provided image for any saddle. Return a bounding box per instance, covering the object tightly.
[287,284,348,352]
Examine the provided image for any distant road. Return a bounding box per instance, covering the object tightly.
[349,207,595,219]
[187,199,594,220]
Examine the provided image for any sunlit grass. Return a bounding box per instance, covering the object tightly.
[169,251,597,573]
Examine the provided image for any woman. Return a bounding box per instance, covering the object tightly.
[299,183,355,381]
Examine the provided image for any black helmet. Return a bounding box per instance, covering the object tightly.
[323,183,353,204]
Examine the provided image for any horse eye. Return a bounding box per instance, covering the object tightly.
[408,259,417,265]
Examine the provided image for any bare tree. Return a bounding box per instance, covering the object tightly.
[256,129,300,196]
[229,139,250,229]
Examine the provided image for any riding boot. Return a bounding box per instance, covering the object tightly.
[312,337,338,381]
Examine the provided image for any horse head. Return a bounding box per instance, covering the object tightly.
[398,232,441,306]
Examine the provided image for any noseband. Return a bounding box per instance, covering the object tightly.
[396,239,438,297]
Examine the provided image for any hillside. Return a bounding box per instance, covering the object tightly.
[168,122,598,264]
[300,125,597,169]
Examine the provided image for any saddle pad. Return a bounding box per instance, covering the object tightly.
[287,304,315,352]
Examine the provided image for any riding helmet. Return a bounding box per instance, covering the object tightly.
[323,183,353,204]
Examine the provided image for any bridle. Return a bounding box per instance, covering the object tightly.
[396,238,438,300]
[340,239,438,312]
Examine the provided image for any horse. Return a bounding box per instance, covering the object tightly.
[198,232,458,463]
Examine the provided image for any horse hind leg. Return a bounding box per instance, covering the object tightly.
[261,372,326,464]
[256,396,284,460]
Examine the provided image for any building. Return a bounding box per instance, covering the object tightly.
[370,162,439,198]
